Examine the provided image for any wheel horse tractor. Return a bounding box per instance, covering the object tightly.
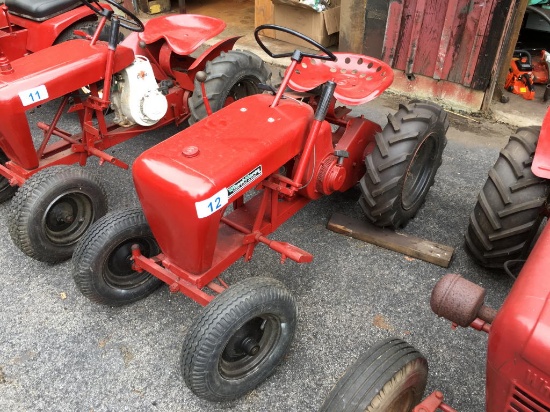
[71,25,449,402]
[0,0,270,263]
[318,104,550,411]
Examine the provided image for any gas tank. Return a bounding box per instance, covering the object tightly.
[133,93,314,274]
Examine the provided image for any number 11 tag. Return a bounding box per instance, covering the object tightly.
[19,85,49,107]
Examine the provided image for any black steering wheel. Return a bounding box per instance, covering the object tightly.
[79,0,144,32]
[254,24,337,61]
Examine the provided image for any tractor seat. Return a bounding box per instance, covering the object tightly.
[139,14,226,56]
[287,52,394,106]
[5,0,81,22]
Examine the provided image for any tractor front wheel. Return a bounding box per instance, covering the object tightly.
[188,50,271,124]
[72,207,163,306]
[0,151,18,203]
[319,338,428,412]
[9,167,107,263]
[181,277,296,402]
[465,127,550,270]
[359,101,449,228]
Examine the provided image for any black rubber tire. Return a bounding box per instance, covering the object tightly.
[54,20,123,44]
[465,126,550,270]
[188,50,271,124]
[0,151,18,203]
[181,277,296,402]
[320,338,428,412]
[72,207,163,306]
[359,101,449,228]
[9,167,107,263]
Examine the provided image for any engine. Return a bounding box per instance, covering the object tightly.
[110,56,168,127]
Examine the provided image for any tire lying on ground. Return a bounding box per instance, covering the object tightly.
[465,126,550,270]
[359,100,449,228]
[188,50,271,124]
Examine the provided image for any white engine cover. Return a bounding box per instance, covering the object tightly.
[112,56,168,127]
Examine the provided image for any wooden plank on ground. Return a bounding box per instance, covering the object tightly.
[327,213,454,268]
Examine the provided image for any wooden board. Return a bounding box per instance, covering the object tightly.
[255,0,275,37]
[327,213,454,268]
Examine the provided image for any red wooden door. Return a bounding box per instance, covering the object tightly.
[382,0,513,90]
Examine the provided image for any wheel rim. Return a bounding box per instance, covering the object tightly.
[385,388,416,411]
[401,134,438,211]
[43,192,95,245]
[104,236,157,289]
[219,315,282,379]
[223,76,261,107]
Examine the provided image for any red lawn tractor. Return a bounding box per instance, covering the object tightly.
[72,25,449,402]
[319,103,550,412]
[0,0,270,263]
[0,0,114,60]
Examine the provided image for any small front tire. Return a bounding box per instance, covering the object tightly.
[72,207,163,306]
[320,338,428,412]
[9,167,108,263]
[181,277,296,402]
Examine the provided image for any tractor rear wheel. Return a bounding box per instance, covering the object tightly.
[319,338,428,412]
[72,207,163,306]
[8,167,107,263]
[181,277,296,402]
[188,50,271,124]
[0,151,18,203]
[359,101,448,228]
[465,127,550,270]
[54,21,124,44]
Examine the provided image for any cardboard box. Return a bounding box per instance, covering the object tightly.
[271,0,340,48]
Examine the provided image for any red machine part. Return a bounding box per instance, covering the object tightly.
[505,52,536,100]
[532,50,550,85]
[0,3,112,60]
[532,109,550,179]
[485,223,550,411]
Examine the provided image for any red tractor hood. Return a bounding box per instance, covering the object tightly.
[132,94,314,274]
[486,223,550,410]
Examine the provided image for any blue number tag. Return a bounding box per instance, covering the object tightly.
[19,85,49,107]
[195,188,229,219]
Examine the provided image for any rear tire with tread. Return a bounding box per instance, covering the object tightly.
[359,101,449,228]
[465,126,550,270]
[189,50,271,124]
[320,338,428,412]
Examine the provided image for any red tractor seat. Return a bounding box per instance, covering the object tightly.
[139,14,226,56]
[5,0,81,21]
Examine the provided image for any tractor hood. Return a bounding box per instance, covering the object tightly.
[133,93,314,274]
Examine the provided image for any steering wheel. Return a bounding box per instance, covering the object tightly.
[79,0,144,32]
[254,24,337,61]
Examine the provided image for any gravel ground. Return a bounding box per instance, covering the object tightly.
[0,90,522,412]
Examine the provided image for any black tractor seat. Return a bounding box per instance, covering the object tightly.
[5,0,82,21]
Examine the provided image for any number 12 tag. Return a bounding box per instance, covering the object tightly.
[19,85,49,107]
[195,188,229,219]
